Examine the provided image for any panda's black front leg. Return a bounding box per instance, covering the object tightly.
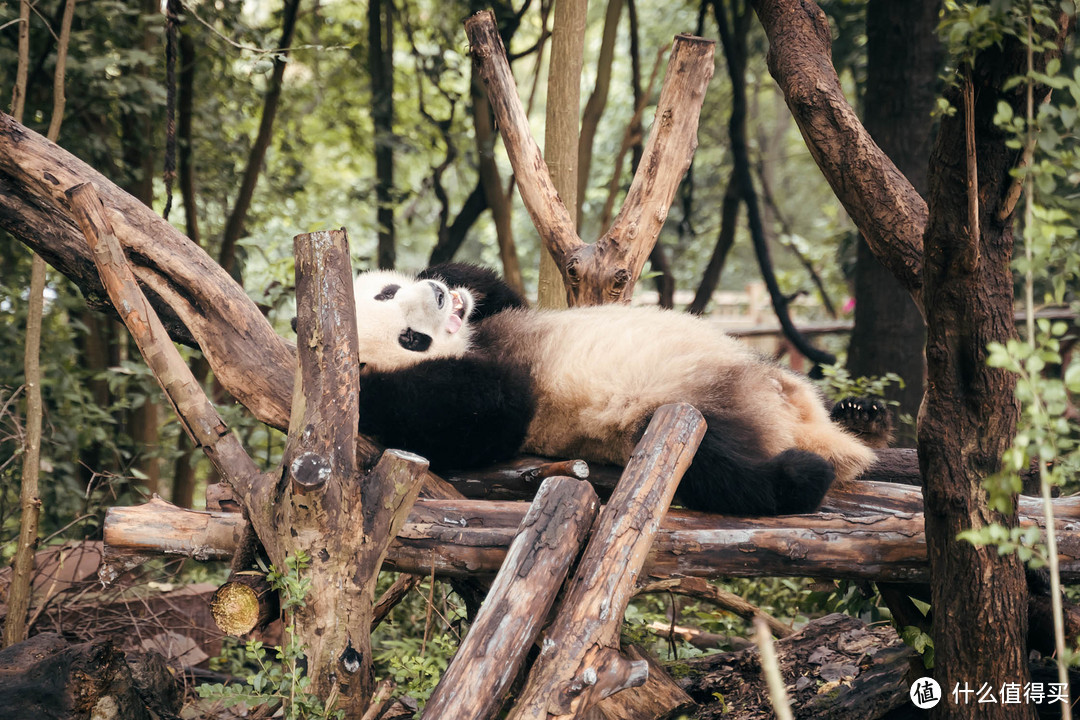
[357,357,536,471]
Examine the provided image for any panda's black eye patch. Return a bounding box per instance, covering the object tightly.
[398,328,432,352]
[375,284,400,301]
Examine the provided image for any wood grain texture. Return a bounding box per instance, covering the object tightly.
[421,477,599,720]
[507,403,706,720]
[104,484,1080,583]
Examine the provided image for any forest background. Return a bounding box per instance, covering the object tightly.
[1,0,1080,716]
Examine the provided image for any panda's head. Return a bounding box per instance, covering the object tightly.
[352,270,474,372]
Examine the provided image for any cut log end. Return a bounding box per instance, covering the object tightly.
[211,571,278,636]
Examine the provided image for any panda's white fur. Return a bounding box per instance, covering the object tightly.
[352,264,880,515]
[475,305,876,484]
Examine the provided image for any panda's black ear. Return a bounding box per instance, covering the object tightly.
[398,328,433,352]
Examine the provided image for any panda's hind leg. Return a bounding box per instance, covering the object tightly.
[674,414,835,516]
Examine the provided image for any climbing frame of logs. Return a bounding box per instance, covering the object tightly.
[68,193,726,717]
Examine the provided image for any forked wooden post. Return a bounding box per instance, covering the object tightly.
[421,476,600,720]
[65,196,426,717]
[464,11,714,306]
[507,403,706,719]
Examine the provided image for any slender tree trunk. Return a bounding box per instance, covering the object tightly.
[577,0,624,231]
[171,16,201,508]
[688,170,739,314]
[847,0,939,445]
[5,0,76,648]
[219,0,301,277]
[369,0,395,269]
[714,0,834,365]
[537,0,586,308]
[472,70,525,295]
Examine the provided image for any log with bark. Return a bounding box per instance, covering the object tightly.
[465,10,715,306]
[0,633,181,720]
[102,481,1080,583]
[679,613,915,720]
[421,476,600,720]
[61,201,426,716]
[507,403,705,720]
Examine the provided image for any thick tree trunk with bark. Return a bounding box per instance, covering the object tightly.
[918,28,1050,720]
[62,194,425,715]
[846,0,939,442]
[751,2,1074,717]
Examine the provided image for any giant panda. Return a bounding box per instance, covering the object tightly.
[351,262,884,516]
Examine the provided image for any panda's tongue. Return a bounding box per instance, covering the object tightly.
[446,291,464,334]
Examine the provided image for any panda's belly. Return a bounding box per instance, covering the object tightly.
[476,305,770,465]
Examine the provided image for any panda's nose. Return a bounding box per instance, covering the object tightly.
[427,280,446,309]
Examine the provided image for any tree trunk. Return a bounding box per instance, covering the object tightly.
[537,0,586,308]
[847,0,939,444]
[750,3,1073,715]
[919,25,1058,720]
[577,0,624,231]
[219,0,301,277]
[466,11,714,307]
[369,0,395,269]
[471,70,525,296]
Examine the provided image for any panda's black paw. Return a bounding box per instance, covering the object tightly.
[763,449,835,515]
[830,396,893,448]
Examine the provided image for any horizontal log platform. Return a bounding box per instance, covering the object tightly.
[103,480,1080,584]
[441,448,1051,500]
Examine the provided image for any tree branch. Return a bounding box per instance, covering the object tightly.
[218,0,301,275]
[750,0,926,307]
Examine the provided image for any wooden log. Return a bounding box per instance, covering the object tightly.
[102,485,1080,583]
[0,114,296,430]
[285,228,360,488]
[441,457,594,500]
[465,12,715,306]
[0,633,181,720]
[210,571,278,636]
[372,573,422,629]
[422,476,600,720]
[261,230,428,715]
[64,183,261,498]
[681,613,913,720]
[1,115,457,502]
[508,403,707,720]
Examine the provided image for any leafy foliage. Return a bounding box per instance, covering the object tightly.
[198,552,344,720]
